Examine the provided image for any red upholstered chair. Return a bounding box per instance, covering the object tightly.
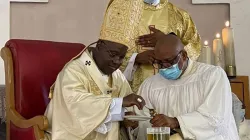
[1,39,85,140]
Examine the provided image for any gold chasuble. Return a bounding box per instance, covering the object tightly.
[44,0,143,139]
[103,0,202,92]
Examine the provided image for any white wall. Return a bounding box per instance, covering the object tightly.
[189,0,250,89]
[0,0,9,85]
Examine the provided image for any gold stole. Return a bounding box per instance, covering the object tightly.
[79,51,121,140]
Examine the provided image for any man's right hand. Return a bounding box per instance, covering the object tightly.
[136,26,165,48]
[135,50,155,64]
[122,94,146,110]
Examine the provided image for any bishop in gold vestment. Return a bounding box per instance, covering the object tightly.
[104,0,202,91]
[45,50,133,140]
[44,0,146,139]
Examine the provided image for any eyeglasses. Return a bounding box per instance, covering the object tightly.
[153,51,182,69]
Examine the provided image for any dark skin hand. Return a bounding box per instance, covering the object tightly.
[135,50,155,64]
[135,27,165,65]
[123,112,139,129]
[122,94,146,110]
[150,114,180,129]
[122,95,145,129]
[136,26,165,48]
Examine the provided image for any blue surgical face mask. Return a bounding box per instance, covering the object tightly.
[144,0,160,6]
[159,58,183,80]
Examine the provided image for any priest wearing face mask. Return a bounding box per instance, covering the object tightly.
[106,0,202,92]
[134,34,239,140]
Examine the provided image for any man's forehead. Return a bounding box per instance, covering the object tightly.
[156,33,183,48]
[155,47,180,60]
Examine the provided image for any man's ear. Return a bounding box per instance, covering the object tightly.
[182,50,188,61]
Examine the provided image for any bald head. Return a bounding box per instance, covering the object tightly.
[154,34,185,60]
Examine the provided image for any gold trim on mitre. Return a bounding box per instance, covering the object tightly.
[99,0,144,49]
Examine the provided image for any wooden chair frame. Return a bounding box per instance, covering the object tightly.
[1,47,49,140]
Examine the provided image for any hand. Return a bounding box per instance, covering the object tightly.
[123,112,139,129]
[135,50,155,64]
[122,94,146,110]
[150,114,179,129]
[136,26,165,48]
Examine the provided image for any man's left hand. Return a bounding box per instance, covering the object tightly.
[150,114,179,129]
[123,112,139,129]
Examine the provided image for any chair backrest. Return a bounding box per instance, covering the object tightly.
[6,39,85,119]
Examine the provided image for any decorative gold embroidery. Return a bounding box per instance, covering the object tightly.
[102,1,201,92]
[88,75,119,98]
[109,77,119,98]
[121,2,201,92]
[88,79,102,95]
[111,85,119,98]
[99,0,144,50]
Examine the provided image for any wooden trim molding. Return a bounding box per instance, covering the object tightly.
[9,108,48,130]
[1,47,48,140]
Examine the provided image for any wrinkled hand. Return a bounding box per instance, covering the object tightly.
[123,112,139,129]
[122,94,146,110]
[150,114,179,129]
[136,26,165,48]
[135,50,155,64]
